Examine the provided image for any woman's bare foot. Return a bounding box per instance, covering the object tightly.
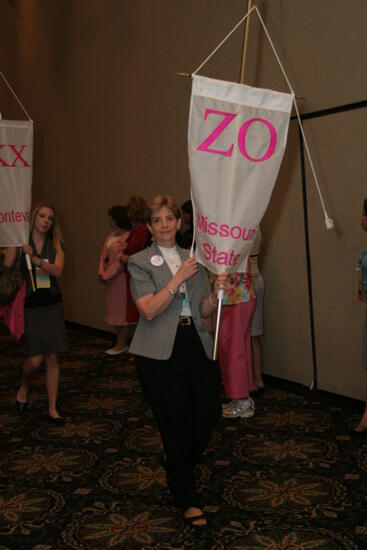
[184,506,207,527]
[254,379,264,390]
[48,404,63,420]
[16,386,28,403]
[48,413,64,420]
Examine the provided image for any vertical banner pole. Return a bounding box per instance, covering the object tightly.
[212,1,252,360]
[211,289,224,360]
[26,254,36,292]
[240,0,253,84]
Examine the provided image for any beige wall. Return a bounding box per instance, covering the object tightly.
[0,0,248,328]
[261,120,314,389]
[1,0,366,398]
[245,0,367,110]
[243,0,367,399]
[304,109,367,398]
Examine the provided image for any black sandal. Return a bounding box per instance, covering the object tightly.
[16,399,28,412]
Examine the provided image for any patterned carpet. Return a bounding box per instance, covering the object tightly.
[1,322,367,549]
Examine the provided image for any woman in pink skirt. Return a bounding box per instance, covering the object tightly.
[98,206,132,355]
[219,268,257,419]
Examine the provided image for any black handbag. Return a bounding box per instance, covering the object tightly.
[0,248,23,305]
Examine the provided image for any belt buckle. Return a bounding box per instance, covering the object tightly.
[180,317,191,326]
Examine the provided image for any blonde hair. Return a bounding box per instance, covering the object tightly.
[30,202,64,254]
[148,195,181,224]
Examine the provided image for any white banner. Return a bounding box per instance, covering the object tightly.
[0,120,33,246]
[188,75,293,273]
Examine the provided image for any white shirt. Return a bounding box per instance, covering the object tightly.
[158,245,192,317]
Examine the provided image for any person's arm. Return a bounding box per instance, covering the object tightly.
[2,247,17,268]
[200,272,229,318]
[130,256,198,321]
[99,242,124,281]
[23,244,64,278]
[98,237,109,277]
[119,253,129,265]
[100,259,123,281]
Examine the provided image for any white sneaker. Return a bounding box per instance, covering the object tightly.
[105,346,129,355]
[222,398,255,418]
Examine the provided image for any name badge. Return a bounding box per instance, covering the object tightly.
[36,259,51,289]
[151,255,164,267]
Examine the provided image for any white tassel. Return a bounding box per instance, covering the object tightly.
[325,216,334,230]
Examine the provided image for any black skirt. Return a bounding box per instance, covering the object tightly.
[24,302,67,356]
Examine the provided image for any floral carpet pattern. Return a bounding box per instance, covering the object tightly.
[0,323,367,549]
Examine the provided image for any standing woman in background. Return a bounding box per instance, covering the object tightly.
[14,202,67,424]
[250,228,265,390]
[219,267,256,419]
[98,205,132,355]
[354,198,367,433]
[180,200,194,250]
[119,196,150,328]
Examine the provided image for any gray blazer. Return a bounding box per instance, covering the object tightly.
[128,242,213,360]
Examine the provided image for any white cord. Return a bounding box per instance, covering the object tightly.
[189,187,196,258]
[0,71,33,122]
[190,5,334,230]
[291,99,334,229]
[253,8,334,230]
[192,6,257,76]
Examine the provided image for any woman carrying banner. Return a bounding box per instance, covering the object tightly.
[128,195,228,528]
[98,205,132,355]
[13,202,67,425]
[354,198,367,434]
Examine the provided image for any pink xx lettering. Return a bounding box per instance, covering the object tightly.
[0,144,31,167]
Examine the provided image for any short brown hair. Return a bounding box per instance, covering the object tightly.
[148,195,181,224]
[126,196,148,226]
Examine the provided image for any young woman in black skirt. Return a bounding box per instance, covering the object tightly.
[13,202,67,424]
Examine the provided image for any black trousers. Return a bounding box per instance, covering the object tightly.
[135,322,221,511]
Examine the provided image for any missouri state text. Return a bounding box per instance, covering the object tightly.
[196,214,256,267]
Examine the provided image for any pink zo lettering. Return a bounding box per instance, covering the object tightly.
[197,109,277,162]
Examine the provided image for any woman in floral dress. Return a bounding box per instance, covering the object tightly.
[218,266,257,419]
